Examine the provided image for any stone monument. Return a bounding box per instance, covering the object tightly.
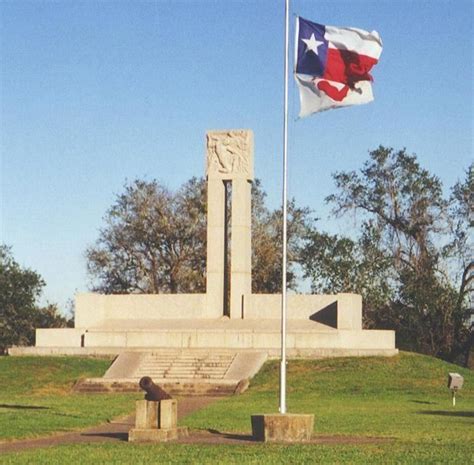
[206,130,253,319]
[11,129,397,359]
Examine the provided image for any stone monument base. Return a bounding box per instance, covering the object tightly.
[251,413,314,442]
[128,427,188,443]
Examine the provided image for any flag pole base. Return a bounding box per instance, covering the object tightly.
[251,414,314,442]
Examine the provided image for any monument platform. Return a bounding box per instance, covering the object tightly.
[11,316,396,357]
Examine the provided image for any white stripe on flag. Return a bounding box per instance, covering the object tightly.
[325,25,383,59]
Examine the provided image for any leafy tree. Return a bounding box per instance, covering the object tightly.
[444,164,473,364]
[86,177,314,294]
[86,178,207,293]
[303,147,471,362]
[445,163,473,303]
[0,245,69,353]
[252,180,314,293]
[326,146,447,274]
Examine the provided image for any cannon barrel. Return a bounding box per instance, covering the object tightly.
[139,376,172,401]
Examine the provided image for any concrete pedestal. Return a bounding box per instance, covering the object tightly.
[129,399,185,443]
[251,413,314,442]
[134,399,177,429]
[135,399,158,429]
[128,427,188,442]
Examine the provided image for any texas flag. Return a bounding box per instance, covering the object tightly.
[295,17,382,117]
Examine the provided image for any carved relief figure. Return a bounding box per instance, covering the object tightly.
[207,131,250,176]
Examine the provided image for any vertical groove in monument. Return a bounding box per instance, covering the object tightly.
[206,130,253,319]
[223,181,232,318]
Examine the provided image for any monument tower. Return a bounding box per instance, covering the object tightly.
[206,130,253,319]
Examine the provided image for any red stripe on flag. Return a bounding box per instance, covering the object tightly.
[317,81,350,102]
[323,49,378,87]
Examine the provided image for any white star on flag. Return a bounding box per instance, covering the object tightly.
[302,33,323,55]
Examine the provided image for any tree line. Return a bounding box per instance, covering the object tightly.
[2,146,472,364]
[302,147,472,365]
[85,146,472,365]
[0,246,72,354]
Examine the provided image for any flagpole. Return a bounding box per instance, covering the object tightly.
[280,0,290,415]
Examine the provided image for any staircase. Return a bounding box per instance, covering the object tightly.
[133,351,236,380]
[73,349,267,396]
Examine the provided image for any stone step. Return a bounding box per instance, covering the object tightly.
[139,361,231,367]
[131,351,237,381]
[164,365,230,371]
[138,367,229,372]
[145,353,232,356]
[141,368,228,374]
[73,379,243,396]
[138,362,232,368]
[143,362,231,366]
[146,354,235,358]
[163,373,226,380]
[145,373,228,379]
[161,371,228,376]
[143,362,229,365]
[172,372,228,377]
[149,359,232,363]
[134,372,226,379]
[164,367,229,373]
[143,355,228,358]
[143,373,227,378]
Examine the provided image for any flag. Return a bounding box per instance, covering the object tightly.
[295,17,382,117]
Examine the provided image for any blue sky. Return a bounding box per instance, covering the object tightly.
[1,0,472,311]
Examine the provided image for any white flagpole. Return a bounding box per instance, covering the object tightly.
[280,0,290,415]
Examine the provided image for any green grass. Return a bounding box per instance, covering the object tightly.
[183,353,474,444]
[1,352,473,464]
[2,441,472,465]
[0,356,140,441]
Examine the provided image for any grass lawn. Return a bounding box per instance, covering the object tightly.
[0,356,140,441]
[1,352,473,464]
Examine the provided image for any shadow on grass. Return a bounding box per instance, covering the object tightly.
[81,432,129,442]
[206,428,257,442]
[0,404,50,410]
[410,400,437,405]
[417,410,474,418]
[50,412,83,419]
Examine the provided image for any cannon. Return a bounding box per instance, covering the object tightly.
[139,376,172,401]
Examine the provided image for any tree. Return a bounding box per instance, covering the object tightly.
[252,180,314,293]
[303,146,471,361]
[86,177,207,294]
[0,245,69,353]
[326,146,447,273]
[444,164,473,364]
[86,177,314,294]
